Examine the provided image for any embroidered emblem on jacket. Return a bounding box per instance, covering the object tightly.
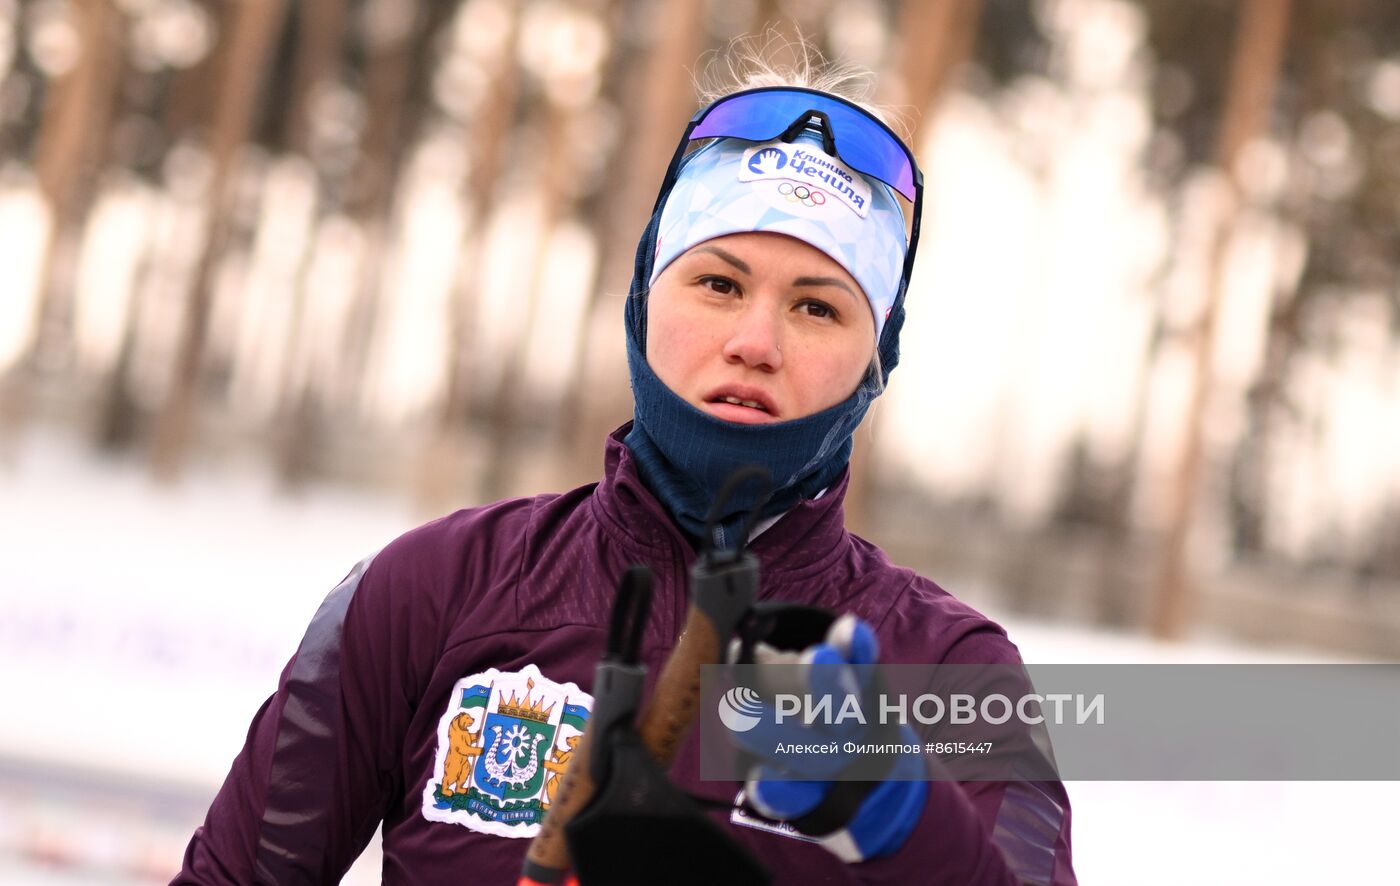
[423,664,592,838]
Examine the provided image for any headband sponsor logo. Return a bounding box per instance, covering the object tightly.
[739,142,871,218]
[747,147,787,175]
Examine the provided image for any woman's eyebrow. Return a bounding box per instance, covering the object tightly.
[692,245,751,275]
[792,275,859,304]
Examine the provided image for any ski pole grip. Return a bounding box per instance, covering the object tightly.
[520,661,643,883]
[519,552,757,884]
[636,550,758,766]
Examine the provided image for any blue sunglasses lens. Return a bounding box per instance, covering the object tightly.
[689,89,917,201]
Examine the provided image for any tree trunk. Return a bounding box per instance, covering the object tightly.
[1151,0,1291,639]
[161,0,225,141]
[546,0,632,472]
[4,0,124,425]
[1226,0,1343,563]
[268,0,350,487]
[562,0,706,477]
[1092,317,1163,628]
[439,4,523,432]
[283,0,348,157]
[410,2,523,512]
[149,0,290,480]
[332,0,439,430]
[478,100,583,502]
[887,0,985,113]
[92,2,223,453]
[846,0,985,535]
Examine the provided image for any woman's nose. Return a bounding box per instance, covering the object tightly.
[721,304,784,371]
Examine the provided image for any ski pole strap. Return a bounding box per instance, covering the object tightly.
[700,464,773,562]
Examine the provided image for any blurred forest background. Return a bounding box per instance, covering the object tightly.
[3,1,1400,882]
[2,0,1400,656]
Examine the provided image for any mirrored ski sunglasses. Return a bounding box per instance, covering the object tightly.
[651,85,925,273]
[689,86,920,201]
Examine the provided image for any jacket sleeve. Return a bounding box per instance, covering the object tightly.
[173,536,446,885]
[851,627,1077,886]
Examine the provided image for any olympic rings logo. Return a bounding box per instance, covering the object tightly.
[778,181,826,207]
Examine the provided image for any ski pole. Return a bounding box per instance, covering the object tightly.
[519,468,769,885]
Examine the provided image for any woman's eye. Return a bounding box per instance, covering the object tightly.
[799,300,835,319]
[701,276,737,295]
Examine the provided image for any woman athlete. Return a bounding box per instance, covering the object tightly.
[175,53,1076,886]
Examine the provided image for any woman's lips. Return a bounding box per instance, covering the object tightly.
[701,384,779,418]
[702,400,780,424]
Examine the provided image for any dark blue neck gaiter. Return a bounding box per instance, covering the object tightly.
[621,173,908,550]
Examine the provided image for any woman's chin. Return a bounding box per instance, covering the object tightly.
[701,401,782,425]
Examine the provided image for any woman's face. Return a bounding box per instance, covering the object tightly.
[645,231,875,424]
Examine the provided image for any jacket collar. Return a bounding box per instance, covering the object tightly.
[590,423,853,585]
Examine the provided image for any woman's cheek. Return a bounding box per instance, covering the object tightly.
[652,316,710,378]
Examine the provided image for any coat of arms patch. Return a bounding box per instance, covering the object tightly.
[422,664,592,838]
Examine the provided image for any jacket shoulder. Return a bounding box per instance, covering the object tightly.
[355,489,584,630]
[899,572,1023,665]
[845,534,1022,666]
[374,494,544,577]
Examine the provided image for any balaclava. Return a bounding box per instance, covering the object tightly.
[623,130,911,549]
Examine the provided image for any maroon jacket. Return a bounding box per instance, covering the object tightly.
[176,426,1074,885]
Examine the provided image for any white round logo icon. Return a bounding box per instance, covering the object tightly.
[718,687,764,733]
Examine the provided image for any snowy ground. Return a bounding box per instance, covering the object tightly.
[0,429,1393,884]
